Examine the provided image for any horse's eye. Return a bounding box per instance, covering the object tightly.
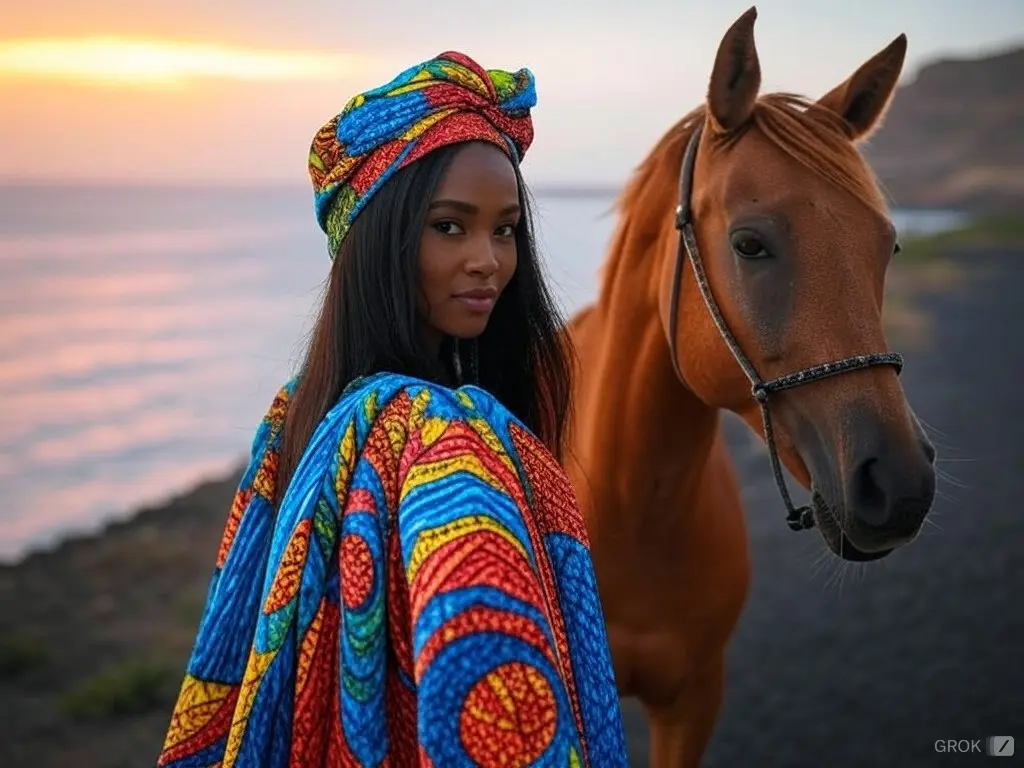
[730,232,769,259]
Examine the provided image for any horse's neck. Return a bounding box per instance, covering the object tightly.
[579,246,720,529]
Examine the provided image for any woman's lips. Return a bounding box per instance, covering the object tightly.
[453,287,497,312]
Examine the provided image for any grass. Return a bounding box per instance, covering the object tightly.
[899,214,1024,262]
[60,660,179,720]
[0,633,49,678]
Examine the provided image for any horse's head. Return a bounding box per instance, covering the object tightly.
[661,7,936,560]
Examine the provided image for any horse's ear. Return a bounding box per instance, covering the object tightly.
[706,6,762,133]
[817,34,908,142]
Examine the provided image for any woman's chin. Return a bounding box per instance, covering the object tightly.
[444,318,491,340]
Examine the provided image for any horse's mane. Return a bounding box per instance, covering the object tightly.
[596,92,887,302]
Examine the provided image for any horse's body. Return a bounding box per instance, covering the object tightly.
[563,8,937,766]
[567,276,751,767]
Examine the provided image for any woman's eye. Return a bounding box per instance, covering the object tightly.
[433,221,464,235]
[495,224,516,238]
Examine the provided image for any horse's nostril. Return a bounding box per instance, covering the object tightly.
[850,456,888,527]
[847,450,935,536]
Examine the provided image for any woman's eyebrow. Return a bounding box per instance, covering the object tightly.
[428,199,520,216]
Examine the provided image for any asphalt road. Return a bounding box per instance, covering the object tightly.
[621,249,1024,766]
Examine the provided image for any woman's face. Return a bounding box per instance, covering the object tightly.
[418,141,520,348]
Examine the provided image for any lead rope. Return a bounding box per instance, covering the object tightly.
[452,338,464,385]
[451,338,480,387]
[667,123,904,532]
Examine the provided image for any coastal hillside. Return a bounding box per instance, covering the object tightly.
[863,44,1024,212]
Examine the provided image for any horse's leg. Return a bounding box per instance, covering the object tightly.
[645,656,725,768]
[643,438,745,766]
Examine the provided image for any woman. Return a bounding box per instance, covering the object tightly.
[157,51,627,767]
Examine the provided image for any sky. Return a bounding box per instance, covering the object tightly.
[2,0,1022,186]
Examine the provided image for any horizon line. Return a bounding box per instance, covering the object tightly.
[0,177,628,197]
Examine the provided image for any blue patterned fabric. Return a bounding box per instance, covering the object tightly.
[158,372,627,767]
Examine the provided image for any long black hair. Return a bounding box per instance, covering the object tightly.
[274,142,575,507]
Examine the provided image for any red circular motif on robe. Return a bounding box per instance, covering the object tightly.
[340,534,374,610]
[459,661,558,766]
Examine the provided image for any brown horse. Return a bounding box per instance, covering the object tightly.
[564,7,937,766]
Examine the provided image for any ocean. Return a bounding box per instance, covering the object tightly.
[0,183,963,563]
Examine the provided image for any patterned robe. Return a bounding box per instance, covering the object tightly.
[157,372,627,767]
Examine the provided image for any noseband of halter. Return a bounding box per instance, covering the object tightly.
[667,122,904,532]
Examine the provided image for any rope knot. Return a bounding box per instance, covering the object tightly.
[786,505,816,531]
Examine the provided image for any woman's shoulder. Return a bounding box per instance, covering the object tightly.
[259,371,543,461]
[261,371,526,435]
[340,371,516,424]
[336,374,551,452]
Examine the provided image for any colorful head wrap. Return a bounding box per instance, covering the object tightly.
[308,50,537,257]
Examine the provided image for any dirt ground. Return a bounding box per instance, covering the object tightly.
[0,249,1019,767]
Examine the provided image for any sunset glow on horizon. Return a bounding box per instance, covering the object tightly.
[0,1,1018,184]
[0,37,363,88]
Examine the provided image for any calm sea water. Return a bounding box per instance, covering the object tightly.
[0,183,963,562]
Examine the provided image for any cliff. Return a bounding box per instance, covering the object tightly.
[864,45,1024,212]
